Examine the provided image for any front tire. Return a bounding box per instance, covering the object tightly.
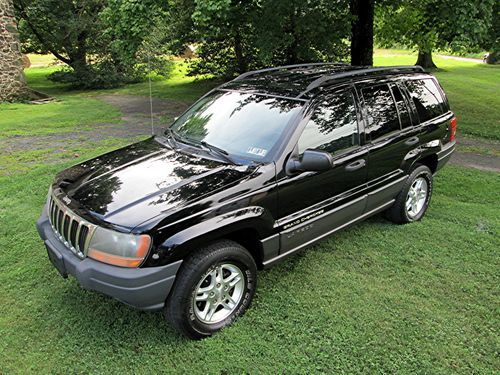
[385,164,433,224]
[165,240,257,339]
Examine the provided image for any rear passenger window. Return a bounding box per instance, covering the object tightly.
[298,89,359,154]
[361,84,400,140]
[405,79,445,123]
[391,84,413,129]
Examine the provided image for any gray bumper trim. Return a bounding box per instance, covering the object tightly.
[436,141,456,172]
[36,208,182,311]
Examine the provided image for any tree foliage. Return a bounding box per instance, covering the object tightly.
[169,0,351,78]
[15,0,171,88]
[376,0,496,68]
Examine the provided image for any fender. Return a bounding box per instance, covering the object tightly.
[155,206,276,266]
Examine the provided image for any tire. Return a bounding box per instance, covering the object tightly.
[385,164,433,224]
[165,240,257,339]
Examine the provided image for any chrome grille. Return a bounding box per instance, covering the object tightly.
[48,192,95,259]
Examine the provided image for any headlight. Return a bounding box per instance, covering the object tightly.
[87,227,151,268]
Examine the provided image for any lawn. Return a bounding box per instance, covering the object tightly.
[23,50,500,141]
[0,50,499,373]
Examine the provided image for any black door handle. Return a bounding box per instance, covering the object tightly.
[405,136,420,146]
[345,159,366,172]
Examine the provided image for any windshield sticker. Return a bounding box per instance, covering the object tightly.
[247,147,268,157]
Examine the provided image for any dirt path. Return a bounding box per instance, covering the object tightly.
[1,94,499,173]
[451,137,500,172]
[0,94,189,154]
[437,54,484,64]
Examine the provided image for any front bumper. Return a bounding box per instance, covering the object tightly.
[36,207,182,311]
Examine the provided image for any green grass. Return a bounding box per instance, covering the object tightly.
[0,97,121,139]
[0,50,498,373]
[374,49,500,140]
[0,162,498,373]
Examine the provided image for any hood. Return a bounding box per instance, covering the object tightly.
[56,138,255,229]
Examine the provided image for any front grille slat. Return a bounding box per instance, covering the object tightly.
[63,215,71,243]
[56,209,64,235]
[78,225,89,252]
[47,193,93,259]
[69,220,79,249]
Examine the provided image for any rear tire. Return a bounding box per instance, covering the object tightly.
[385,164,433,224]
[165,240,257,339]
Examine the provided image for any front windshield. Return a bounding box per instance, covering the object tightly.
[169,90,304,161]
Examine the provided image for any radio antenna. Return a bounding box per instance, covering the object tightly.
[148,53,155,136]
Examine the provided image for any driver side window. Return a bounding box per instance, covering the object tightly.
[298,89,359,155]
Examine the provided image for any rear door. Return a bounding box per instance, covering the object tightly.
[357,80,421,211]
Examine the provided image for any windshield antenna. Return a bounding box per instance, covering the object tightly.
[148,53,155,136]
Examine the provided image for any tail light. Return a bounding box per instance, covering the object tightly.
[449,116,457,142]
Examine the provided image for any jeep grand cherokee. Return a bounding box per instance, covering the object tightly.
[37,63,456,338]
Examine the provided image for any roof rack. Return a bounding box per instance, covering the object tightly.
[232,62,349,82]
[296,65,425,98]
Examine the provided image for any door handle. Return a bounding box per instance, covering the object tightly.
[345,159,366,172]
[405,136,420,146]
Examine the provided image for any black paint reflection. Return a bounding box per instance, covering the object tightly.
[57,138,254,227]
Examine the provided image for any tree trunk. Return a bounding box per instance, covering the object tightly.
[350,0,374,66]
[285,10,299,65]
[416,50,437,69]
[0,0,29,101]
[233,30,247,74]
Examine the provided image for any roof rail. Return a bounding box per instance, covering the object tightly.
[297,65,425,98]
[232,62,349,82]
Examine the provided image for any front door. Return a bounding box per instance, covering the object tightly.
[276,87,368,255]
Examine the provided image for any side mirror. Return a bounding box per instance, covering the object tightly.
[286,149,333,174]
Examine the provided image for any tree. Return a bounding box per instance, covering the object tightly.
[376,0,497,69]
[14,0,169,88]
[172,0,351,78]
[255,0,351,66]
[0,0,29,101]
[350,0,375,66]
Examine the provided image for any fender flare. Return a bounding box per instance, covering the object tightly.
[159,206,274,263]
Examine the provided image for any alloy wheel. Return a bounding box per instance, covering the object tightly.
[193,263,245,324]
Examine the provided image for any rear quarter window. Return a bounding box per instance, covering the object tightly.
[405,78,446,123]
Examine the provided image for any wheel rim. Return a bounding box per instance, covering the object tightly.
[193,263,245,324]
[406,177,428,218]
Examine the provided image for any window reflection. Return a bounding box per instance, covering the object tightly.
[298,90,359,154]
[362,84,400,140]
[405,79,445,123]
[391,84,413,128]
[171,91,303,160]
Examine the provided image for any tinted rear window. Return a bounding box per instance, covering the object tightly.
[405,79,446,123]
[361,84,400,141]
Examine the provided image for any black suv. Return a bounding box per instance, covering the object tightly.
[37,63,456,338]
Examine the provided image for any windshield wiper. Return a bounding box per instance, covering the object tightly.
[165,128,179,150]
[200,141,236,165]
[171,133,236,165]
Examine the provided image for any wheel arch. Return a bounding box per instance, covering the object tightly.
[414,153,438,174]
[159,207,275,269]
